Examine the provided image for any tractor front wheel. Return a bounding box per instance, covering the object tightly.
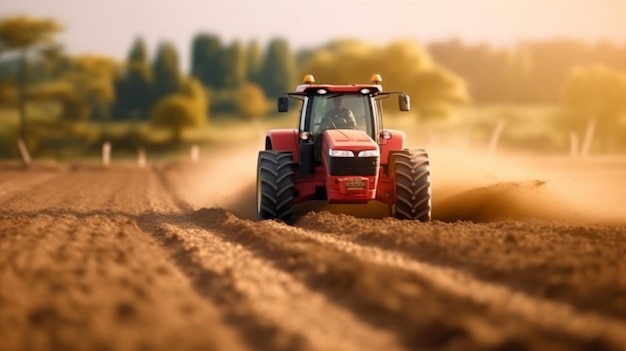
[390,149,431,221]
[256,151,295,223]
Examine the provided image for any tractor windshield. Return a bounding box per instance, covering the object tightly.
[306,94,374,138]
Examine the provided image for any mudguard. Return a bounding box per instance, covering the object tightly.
[265,129,299,163]
[379,129,405,165]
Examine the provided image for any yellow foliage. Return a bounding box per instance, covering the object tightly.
[562,64,626,120]
[27,81,91,122]
[180,77,209,117]
[65,54,121,105]
[559,64,626,152]
[150,94,205,142]
[0,15,62,49]
[70,54,120,78]
[19,53,121,121]
[236,83,268,119]
[27,81,74,100]
[300,39,469,119]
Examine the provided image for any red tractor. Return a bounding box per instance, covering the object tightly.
[256,74,431,223]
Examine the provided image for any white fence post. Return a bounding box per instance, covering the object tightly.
[138,148,146,167]
[581,118,595,157]
[17,139,31,167]
[102,142,111,167]
[190,144,199,163]
[488,119,506,155]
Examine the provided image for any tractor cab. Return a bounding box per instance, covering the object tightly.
[277,74,410,169]
[259,74,430,224]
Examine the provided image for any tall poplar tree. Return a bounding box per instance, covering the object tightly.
[114,37,153,119]
[152,42,182,102]
[190,33,223,89]
[246,39,263,84]
[260,38,295,98]
[223,40,246,90]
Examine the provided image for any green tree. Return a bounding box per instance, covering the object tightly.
[223,40,246,90]
[114,37,153,119]
[190,33,224,89]
[66,54,119,120]
[152,42,182,103]
[27,81,90,122]
[150,93,204,144]
[28,54,119,123]
[260,38,295,98]
[246,39,263,84]
[0,15,62,141]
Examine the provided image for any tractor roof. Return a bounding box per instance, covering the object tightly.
[293,74,384,94]
[295,84,383,94]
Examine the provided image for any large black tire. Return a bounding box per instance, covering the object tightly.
[389,149,431,221]
[256,151,295,223]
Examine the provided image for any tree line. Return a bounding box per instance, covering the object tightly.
[427,38,626,104]
[112,35,294,124]
[0,16,296,144]
[1,15,626,151]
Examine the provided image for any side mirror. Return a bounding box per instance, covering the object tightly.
[399,94,410,111]
[277,96,289,112]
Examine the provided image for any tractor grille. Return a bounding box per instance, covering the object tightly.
[328,156,379,176]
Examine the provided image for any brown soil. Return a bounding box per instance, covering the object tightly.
[1,145,625,351]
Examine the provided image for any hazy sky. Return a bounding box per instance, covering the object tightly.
[3,0,625,71]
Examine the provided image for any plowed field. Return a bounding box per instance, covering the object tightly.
[1,145,625,351]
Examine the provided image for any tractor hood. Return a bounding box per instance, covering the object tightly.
[322,129,380,177]
[322,129,378,153]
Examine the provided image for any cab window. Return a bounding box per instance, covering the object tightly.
[306,94,373,137]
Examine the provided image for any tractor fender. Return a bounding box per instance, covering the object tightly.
[265,129,300,163]
[379,129,405,164]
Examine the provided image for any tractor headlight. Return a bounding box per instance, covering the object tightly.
[329,149,354,157]
[358,149,379,157]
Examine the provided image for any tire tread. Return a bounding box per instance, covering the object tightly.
[390,149,432,221]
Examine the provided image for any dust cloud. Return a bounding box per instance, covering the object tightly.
[429,146,626,224]
[185,143,625,225]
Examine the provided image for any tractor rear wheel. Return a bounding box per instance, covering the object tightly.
[390,149,431,221]
[256,151,295,223]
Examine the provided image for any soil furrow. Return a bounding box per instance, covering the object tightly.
[142,167,315,351]
[144,166,405,351]
[146,216,406,351]
[189,208,623,351]
[0,172,58,205]
[291,220,626,350]
[151,164,197,213]
[0,213,247,351]
[296,212,626,319]
[0,169,114,213]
